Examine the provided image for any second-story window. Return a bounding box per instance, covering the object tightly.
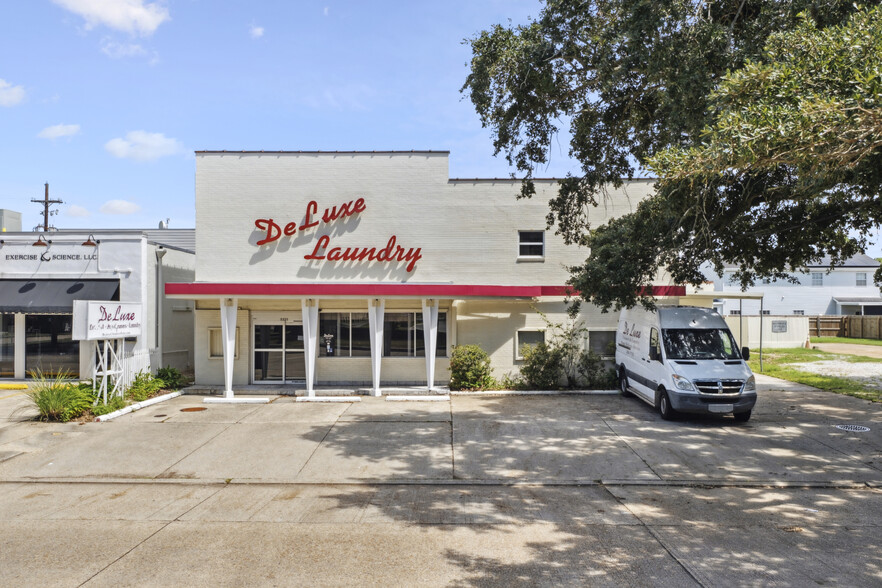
[811,272,824,287]
[857,272,868,287]
[518,231,544,258]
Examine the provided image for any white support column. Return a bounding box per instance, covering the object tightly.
[220,297,238,399]
[421,298,439,391]
[367,298,385,396]
[301,298,319,397]
[13,313,25,379]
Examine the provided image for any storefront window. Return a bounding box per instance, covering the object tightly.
[383,312,446,358]
[0,315,13,378]
[319,312,375,357]
[25,315,79,378]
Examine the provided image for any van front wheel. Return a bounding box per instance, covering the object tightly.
[658,389,677,421]
[619,370,633,397]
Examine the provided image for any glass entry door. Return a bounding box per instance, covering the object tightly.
[253,322,305,383]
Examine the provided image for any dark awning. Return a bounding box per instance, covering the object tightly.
[0,280,120,314]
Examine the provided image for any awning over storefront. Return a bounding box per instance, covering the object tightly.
[165,282,686,299]
[0,279,120,313]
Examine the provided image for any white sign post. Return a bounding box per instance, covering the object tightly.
[73,301,143,404]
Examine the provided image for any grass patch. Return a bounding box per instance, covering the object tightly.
[812,336,882,347]
[749,348,882,403]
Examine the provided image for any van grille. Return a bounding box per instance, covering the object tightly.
[693,379,743,394]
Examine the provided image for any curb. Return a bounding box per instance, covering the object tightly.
[94,391,183,422]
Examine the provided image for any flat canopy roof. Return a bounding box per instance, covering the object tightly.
[0,279,120,313]
[165,283,687,300]
[833,297,882,304]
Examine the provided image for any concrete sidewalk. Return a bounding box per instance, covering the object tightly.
[1,378,881,586]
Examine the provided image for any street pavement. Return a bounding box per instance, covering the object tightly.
[0,377,880,586]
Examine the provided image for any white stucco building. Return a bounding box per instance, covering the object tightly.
[0,229,195,379]
[713,255,882,316]
[167,151,684,395]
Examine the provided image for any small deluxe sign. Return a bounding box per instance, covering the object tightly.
[73,301,143,341]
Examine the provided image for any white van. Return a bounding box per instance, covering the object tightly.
[616,306,756,421]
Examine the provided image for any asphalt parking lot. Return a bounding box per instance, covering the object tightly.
[1,375,880,586]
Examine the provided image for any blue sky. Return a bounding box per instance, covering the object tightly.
[2,0,581,231]
[2,1,880,258]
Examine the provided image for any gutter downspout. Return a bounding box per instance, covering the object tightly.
[155,247,166,372]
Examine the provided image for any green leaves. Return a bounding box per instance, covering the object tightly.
[464,1,882,309]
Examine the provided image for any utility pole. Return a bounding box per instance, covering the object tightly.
[31,183,63,232]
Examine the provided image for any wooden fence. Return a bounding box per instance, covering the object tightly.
[809,315,882,339]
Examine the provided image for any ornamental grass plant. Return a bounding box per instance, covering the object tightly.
[21,370,92,422]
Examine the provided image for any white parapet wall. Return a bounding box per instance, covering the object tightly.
[726,315,810,349]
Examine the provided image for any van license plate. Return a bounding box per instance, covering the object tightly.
[709,404,734,413]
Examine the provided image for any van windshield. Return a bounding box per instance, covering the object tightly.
[662,329,741,360]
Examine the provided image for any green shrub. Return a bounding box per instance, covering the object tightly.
[499,372,527,391]
[156,366,185,390]
[449,344,495,390]
[519,342,564,389]
[91,395,126,416]
[577,350,617,389]
[127,372,166,402]
[22,370,92,422]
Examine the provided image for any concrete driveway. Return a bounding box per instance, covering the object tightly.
[1,377,881,586]
[813,342,882,359]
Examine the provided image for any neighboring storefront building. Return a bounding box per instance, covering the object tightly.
[0,229,195,379]
[167,151,683,395]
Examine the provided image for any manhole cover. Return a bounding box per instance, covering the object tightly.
[180,407,207,412]
[835,424,870,432]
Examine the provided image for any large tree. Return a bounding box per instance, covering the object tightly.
[462,0,882,310]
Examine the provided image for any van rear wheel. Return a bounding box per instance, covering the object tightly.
[619,369,633,397]
[658,389,677,421]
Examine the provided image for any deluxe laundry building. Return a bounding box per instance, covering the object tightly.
[0,229,195,379]
[167,151,682,395]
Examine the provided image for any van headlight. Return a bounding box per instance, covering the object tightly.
[743,376,756,392]
[672,375,694,391]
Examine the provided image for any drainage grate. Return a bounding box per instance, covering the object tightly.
[835,424,870,432]
[180,407,207,413]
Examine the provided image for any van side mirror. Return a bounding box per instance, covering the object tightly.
[741,347,750,361]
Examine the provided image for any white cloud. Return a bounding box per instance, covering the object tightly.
[104,130,184,161]
[101,40,146,57]
[67,204,91,217]
[100,40,159,64]
[38,123,81,140]
[323,6,329,16]
[52,0,170,36]
[0,79,25,107]
[249,24,264,39]
[99,199,140,215]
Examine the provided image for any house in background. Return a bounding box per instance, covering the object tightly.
[713,254,882,316]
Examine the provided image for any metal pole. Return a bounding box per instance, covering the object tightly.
[759,297,764,372]
[739,300,743,348]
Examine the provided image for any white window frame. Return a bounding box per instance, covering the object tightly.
[515,328,545,360]
[761,310,770,315]
[793,310,805,315]
[208,327,239,359]
[811,272,824,287]
[856,272,868,287]
[729,310,740,316]
[517,230,545,260]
